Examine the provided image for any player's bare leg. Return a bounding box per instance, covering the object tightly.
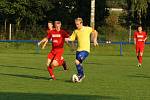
[51,60,59,67]
[52,57,68,71]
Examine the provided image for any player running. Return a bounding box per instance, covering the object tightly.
[66,18,98,82]
[38,21,54,49]
[134,25,147,67]
[38,21,69,80]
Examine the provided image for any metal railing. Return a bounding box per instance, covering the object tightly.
[0,40,150,55]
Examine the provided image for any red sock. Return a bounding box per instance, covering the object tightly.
[47,66,56,80]
[139,56,142,64]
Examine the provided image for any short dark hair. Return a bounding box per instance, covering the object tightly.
[48,21,53,23]
[54,21,61,24]
[137,25,142,28]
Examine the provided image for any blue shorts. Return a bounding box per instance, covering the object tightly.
[76,51,89,63]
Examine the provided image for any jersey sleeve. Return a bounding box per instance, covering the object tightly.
[47,30,52,39]
[62,30,70,38]
[88,27,93,34]
[70,31,76,41]
[133,32,137,39]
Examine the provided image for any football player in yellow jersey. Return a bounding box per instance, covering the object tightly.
[66,17,98,82]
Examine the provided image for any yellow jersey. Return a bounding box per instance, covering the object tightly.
[70,26,92,52]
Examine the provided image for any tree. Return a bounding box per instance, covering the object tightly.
[0,0,16,33]
[0,0,107,39]
[106,0,127,8]
[130,0,149,24]
[0,0,54,31]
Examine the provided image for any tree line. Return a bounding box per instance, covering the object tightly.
[0,0,150,39]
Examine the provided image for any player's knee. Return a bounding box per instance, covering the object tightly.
[47,61,50,66]
[140,52,143,56]
[75,59,80,65]
[46,62,50,66]
[47,59,52,66]
[51,60,59,67]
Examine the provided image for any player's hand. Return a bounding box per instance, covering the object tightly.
[144,39,147,43]
[38,42,41,46]
[65,38,70,43]
[94,40,98,46]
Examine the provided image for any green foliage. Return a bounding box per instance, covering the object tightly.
[1,0,150,40]
[0,0,53,26]
[129,0,149,24]
[0,0,107,40]
[106,0,127,8]
[97,11,129,42]
[131,0,148,14]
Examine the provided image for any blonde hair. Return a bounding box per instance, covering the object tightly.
[75,18,83,23]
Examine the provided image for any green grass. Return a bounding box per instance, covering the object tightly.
[0,43,150,100]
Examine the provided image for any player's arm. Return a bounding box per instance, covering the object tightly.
[134,38,136,45]
[133,32,137,45]
[91,29,98,46]
[38,37,48,46]
[144,37,147,42]
[38,31,52,49]
[65,31,76,42]
[144,32,148,42]
[63,30,76,51]
[41,39,49,49]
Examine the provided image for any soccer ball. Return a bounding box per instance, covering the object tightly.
[71,74,79,83]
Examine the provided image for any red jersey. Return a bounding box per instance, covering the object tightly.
[47,29,69,49]
[134,31,147,45]
[47,28,54,36]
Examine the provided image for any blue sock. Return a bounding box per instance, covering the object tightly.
[76,64,84,76]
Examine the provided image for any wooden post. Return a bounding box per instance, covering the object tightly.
[90,0,95,29]
[9,23,11,40]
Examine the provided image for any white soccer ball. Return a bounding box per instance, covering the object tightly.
[72,74,79,83]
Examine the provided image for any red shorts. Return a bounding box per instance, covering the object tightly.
[136,44,145,53]
[48,48,64,64]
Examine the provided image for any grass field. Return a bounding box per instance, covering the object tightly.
[0,43,150,100]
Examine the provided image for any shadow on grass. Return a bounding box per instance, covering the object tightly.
[89,54,122,57]
[84,62,117,66]
[85,62,102,65]
[64,53,75,55]
[64,80,73,83]
[85,62,135,67]
[127,74,150,79]
[0,92,120,100]
[0,73,49,80]
[0,64,46,71]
